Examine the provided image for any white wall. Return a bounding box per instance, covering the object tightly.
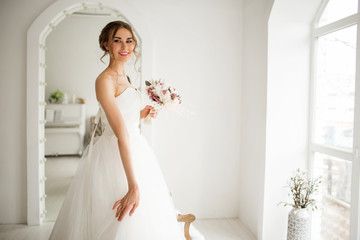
[262,0,321,239]
[239,0,273,237]
[0,0,57,224]
[129,0,244,219]
[240,1,322,238]
[0,0,243,223]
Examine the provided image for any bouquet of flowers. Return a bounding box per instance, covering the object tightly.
[279,168,322,211]
[143,79,182,125]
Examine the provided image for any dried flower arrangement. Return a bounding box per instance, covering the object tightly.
[280,169,322,211]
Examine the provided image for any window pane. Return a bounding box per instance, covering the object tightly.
[313,153,352,240]
[319,0,358,27]
[314,26,357,150]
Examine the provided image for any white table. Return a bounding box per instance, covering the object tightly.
[45,103,86,156]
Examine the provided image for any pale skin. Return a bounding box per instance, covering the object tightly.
[95,27,158,222]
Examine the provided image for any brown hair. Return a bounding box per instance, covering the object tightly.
[98,21,139,69]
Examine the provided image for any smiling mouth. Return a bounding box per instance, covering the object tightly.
[120,52,129,56]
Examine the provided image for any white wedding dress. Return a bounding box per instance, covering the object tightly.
[49,87,186,240]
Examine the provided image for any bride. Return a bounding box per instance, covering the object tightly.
[49,20,186,239]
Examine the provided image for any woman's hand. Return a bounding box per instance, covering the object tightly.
[140,105,159,120]
[112,187,140,221]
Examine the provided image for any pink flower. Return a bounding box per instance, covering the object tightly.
[151,93,160,103]
[145,79,181,107]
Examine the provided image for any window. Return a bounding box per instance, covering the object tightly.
[318,0,358,26]
[310,0,360,239]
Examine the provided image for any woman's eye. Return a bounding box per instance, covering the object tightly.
[113,39,132,44]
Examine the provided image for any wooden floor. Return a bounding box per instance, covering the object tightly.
[0,218,256,240]
[193,219,256,240]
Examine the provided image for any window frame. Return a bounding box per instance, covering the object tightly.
[309,0,360,239]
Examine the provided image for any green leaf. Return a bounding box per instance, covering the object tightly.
[50,90,63,100]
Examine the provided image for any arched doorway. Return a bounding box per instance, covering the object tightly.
[26,0,153,225]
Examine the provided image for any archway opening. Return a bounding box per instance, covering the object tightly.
[26,0,153,225]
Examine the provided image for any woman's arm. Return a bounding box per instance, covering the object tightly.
[95,76,139,221]
[96,77,137,188]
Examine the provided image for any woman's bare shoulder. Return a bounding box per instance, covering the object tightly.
[95,71,116,100]
[96,70,114,84]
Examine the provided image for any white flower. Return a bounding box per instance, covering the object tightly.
[161,92,171,103]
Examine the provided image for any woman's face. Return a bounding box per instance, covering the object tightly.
[106,27,135,63]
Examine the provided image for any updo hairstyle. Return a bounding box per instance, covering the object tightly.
[98,21,139,65]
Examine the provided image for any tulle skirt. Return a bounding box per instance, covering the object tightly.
[49,130,185,240]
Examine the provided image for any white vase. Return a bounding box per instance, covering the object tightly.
[287,208,310,240]
[62,93,68,104]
